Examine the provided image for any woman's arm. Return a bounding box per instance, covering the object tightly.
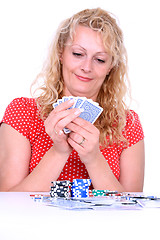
[119,139,145,192]
[84,151,126,192]
[85,140,145,192]
[67,117,145,192]
[0,123,31,191]
[0,100,82,191]
[0,124,68,191]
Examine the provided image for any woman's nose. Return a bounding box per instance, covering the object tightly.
[80,58,92,73]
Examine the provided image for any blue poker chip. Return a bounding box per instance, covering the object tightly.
[71,186,88,191]
[71,179,91,198]
[72,179,91,186]
[71,189,89,198]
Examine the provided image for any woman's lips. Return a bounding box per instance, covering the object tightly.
[75,74,93,82]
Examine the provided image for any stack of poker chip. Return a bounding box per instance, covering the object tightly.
[71,179,91,198]
[92,189,118,197]
[50,180,71,198]
[92,190,107,197]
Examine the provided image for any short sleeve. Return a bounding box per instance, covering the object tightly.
[116,110,144,156]
[1,97,37,140]
[124,110,144,148]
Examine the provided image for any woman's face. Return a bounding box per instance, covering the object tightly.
[61,25,112,100]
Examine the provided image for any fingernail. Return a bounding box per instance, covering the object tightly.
[74,108,84,115]
[69,99,75,104]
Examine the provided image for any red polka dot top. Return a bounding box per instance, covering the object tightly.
[1,97,144,181]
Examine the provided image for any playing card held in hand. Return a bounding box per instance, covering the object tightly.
[53,96,103,134]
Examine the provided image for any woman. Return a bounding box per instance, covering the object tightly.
[0,8,145,192]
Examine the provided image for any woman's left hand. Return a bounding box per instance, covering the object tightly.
[67,117,102,165]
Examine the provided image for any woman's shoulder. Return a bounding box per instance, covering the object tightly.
[124,109,144,146]
[5,97,38,114]
[2,97,40,123]
[1,97,43,141]
[8,97,37,108]
[125,109,142,129]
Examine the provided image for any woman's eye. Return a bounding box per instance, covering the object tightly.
[96,58,105,63]
[72,52,83,57]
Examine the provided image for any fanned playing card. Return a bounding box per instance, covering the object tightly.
[53,96,103,134]
[78,99,103,124]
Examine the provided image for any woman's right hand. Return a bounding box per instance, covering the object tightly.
[44,99,82,156]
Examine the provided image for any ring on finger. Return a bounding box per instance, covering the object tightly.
[79,137,85,146]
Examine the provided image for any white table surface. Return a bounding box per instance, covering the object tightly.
[0,192,159,240]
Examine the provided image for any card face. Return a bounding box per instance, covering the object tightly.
[78,99,103,124]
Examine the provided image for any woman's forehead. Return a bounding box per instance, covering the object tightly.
[65,25,107,52]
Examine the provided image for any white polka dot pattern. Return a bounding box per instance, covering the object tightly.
[1,98,144,182]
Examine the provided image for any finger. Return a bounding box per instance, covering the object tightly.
[66,118,97,136]
[55,108,83,132]
[68,124,89,142]
[53,99,75,113]
[71,117,96,132]
[47,99,76,126]
[50,107,79,122]
[67,122,91,137]
[46,106,81,128]
[67,136,86,150]
[44,106,80,137]
[68,132,85,145]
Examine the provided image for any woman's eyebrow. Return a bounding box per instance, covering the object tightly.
[71,44,86,51]
[71,44,108,55]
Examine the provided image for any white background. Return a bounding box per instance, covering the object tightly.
[0,0,160,194]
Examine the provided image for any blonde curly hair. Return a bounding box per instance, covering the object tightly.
[32,8,131,147]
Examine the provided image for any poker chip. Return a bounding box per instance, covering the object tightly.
[71,187,89,198]
[89,189,94,197]
[92,190,107,197]
[71,179,91,198]
[72,179,91,186]
[51,180,71,186]
[50,180,72,198]
[92,189,118,197]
